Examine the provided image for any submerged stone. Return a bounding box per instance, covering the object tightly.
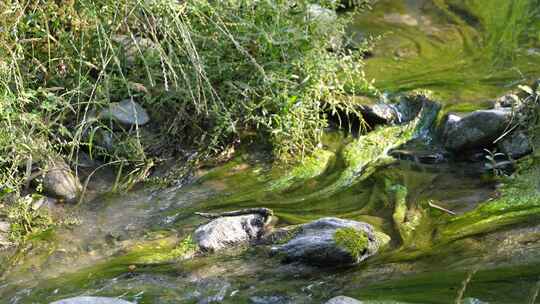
[325,296,363,304]
[249,295,292,304]
[98,99,150,127]
[443,109,511,152]
[50,297,134,304]
[497,131,532,159]
[42,159,82,203]
[270,217,378,266]
[194,214,268,252]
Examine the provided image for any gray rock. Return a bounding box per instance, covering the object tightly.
[270,217,378,266]
[462,298,489,304]
[443,109,512,151]
[50,296,134,304]
[497,131,532,158]
[0,220,12,248]
[494,94,520,109]
[306,4,342,51]
[31,195,57,211]
[42,159,82,203]
[113,35,158,63]
[194,214,267,252]
[325,296,363,304]
[359,102,397,124]
[306,4,337,23]
[249,295,292,304]
[358,95,440,129]
[99,99,150,127]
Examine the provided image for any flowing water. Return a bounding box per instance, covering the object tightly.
[2,1,540,303]
[354,0,540,105]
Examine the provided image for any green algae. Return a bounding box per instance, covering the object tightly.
[353,0,540,103]
[270,149,335,191]
[335,227,369,259]
[439,156,540,241]
[350,262,540,304]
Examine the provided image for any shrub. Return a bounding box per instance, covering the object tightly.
[0,0,375,195]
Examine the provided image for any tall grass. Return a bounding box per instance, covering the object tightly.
[0,0,374,195]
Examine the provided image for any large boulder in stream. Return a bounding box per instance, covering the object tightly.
[325,296,363,304]
[443,109,512,152]
[194,209,273,252]
[42,159,82,203]
[270,218,379,266]
[50,297,134,304]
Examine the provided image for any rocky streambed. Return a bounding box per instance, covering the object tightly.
[1,0,540,303]
[1,82,539,303]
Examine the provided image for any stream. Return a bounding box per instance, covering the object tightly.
[1,0,540,303]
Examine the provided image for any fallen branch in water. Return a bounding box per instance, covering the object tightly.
[195,208,274,220]
[428,201,456,215]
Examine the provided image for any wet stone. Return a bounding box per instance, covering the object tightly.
[497,131,532,159]
[249,295,292,304]
[325,296,363,304]
[270,217,379,266]
[50,296,134,304]
[42,159,82,203]
[443,109,512,152]
[194,214,267,252]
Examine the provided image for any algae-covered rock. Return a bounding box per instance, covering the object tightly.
[42,159,82,203]
[443,109,511,151]
[194,214,268,252]
[325,296,363,304]
[98,99,150,127]
[270,218,379,266]
[50,296,134,304]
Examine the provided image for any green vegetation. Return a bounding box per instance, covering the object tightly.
[270,149,335,191]
[355,0,540,102]
[334,227,369,259]
[0,0,374,198]
[439,84,540,241]
[5,195,53,242]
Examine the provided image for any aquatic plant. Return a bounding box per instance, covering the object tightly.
[357,0,540,102]
[439,84,540,241]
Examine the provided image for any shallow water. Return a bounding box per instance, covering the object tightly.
[2,1,540,303]
[1,130,539,303]
[353,0,540,104]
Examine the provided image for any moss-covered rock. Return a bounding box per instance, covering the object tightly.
[334,227,369,260]
[270,217,379,266]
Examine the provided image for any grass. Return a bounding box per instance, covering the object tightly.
[0,0,375,200]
